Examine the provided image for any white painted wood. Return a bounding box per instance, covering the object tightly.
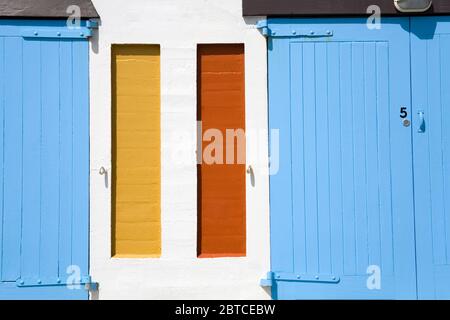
[89,0,270,300]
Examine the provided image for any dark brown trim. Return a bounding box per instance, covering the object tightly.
[243,0,450,16]
[0,0,99,19]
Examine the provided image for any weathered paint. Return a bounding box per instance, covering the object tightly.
[112,45,161,258]
[89,0,270,300]
[0,20,90,300]
[197,44,246,258]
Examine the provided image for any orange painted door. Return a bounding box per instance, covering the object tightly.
[112,45,161,258]
[197,44,246,257]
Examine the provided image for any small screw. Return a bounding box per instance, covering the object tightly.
[310,31,315,35]
[292,30,297,35]
[34,31,38,36]
[296,275,301,279]
[326,30,332,35]
[57,32,61,37]
[272,31,277,35]
[57,278,61,283]
[80,33,84,37]
[331,276,336,280]
[315,276,320,280]
[19,280,24,285]
[37,279,42,284]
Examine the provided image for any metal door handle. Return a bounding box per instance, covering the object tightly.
[418,111,426,133]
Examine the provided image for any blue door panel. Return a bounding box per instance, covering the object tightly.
[411,16,450,300]
[268,18,417,299]
[0,21,90,300]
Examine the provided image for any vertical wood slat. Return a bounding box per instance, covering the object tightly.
[39,39,60,280]
[72,40,90,272]
[58,41,74,275]
[440,35,450,264]
[197,44,246,257]
[0,37,4,279]
[2,37,23,281]
[21,39,41,280]
[112,45,161,258]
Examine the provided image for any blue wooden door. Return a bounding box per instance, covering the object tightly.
[411,17,450,300]
[0,21,90,300]
[266,18,417,299]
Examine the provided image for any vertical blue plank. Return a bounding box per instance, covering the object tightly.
[21,39,42,280]
[39,40,60,280]
[0,37,4,279]
[340,42,356,276]
[376,42,394,275]
[2,37,23,281]
[412,16,450,300]
[351,42,369,274]
[440,34,450,264]
[303,43,319,274]
[269,38,294,274]
[327,42,344,276]
[364,42,382,267]
[290,42,307,274]
[59,40,73,277]
[315,42,331,274]
[426,37,447,265]
[72,40,89,276]
[388,20,416,299]
[410,28,433,297]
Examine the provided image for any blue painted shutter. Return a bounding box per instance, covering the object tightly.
[0,21,90,300]
[411,16,450,300]
[267,18,417,299]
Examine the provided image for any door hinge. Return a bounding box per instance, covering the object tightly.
[260,271,340,287]
[21,19,99,39]
[16,275,98,291]
[257,19,333,38]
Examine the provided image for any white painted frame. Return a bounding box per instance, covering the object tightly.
[88,0,271,300]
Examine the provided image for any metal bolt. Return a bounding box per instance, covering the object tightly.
[57,278,61,283]
[326,30,332,35]
[331,276,336,280]
[80,33,84,37]
[57,32,61,37]
[296,275,301,279]
[34,31,38,36]
[37,279,42,284]
[315,276,320,280]
[310,31,315,35]
[272,31,277,35]
[19,280,24,285]
[292,30,297,35]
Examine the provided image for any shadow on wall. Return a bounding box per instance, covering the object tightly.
[90,18,101,54]
[243,15,266,31]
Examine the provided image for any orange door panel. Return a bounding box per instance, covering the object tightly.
[197,44,246,258]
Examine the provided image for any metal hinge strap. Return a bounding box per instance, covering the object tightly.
[260,272,340,287]
[21,19,98,39]
[16,275,98,291]
[257,19,333,38]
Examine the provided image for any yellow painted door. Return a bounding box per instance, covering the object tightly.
[112,45,161,258]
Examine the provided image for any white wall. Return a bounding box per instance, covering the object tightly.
[89,0,270,300]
